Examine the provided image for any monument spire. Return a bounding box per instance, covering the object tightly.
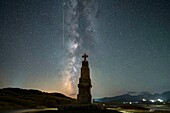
[82,53,88,61]
[77,53,92,104]
[58,53,104,110]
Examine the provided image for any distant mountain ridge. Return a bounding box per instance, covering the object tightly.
[0,87,76,109]
[95,91,170,103]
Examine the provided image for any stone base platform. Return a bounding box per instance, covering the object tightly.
[58,104,104,111]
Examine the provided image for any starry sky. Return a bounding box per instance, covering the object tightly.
[0,0,170,98]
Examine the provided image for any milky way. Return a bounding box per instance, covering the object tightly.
[60,0,99,96]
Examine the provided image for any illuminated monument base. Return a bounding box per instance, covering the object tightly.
[58,103,104,111]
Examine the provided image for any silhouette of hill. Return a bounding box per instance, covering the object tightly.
[0,88,76,109]
[162,91,170,100]
[94,91,170,103]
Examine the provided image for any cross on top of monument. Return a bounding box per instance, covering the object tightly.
[82,53,88,61]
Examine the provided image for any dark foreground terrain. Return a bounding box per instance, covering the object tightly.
[0,88,76,109]
[1,88,170,113]
[36,110,170,113]
[37,110,121,113]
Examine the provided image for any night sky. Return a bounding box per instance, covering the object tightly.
[0,0,170,98]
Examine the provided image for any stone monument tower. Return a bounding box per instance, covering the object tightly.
[77,53,92,104]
